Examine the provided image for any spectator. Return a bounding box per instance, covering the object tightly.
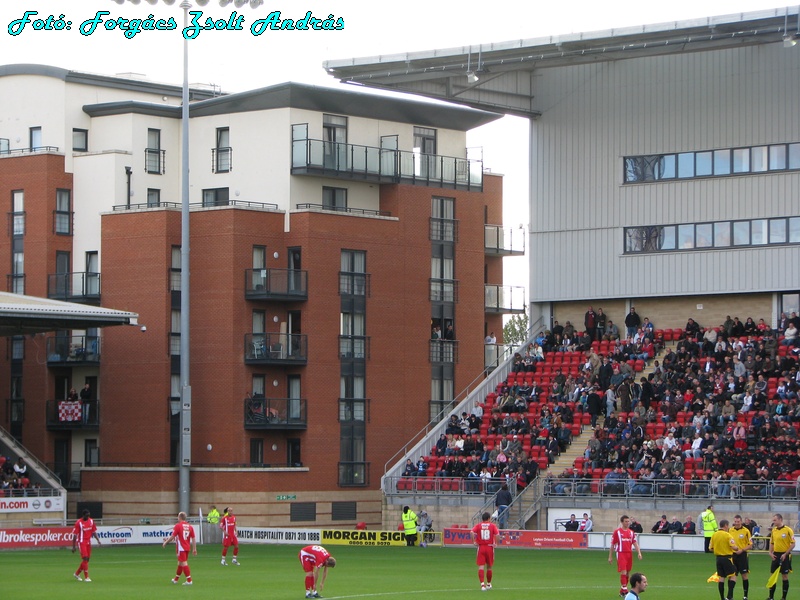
[579,512,594,532]
[682,516,697,535]
[564,513,580,531]
[651,515,669,534]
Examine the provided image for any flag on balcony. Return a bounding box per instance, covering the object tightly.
[58,401,82,422]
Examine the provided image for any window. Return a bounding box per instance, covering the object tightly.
[11,336,24,360]
[322,187,347,211]
[252,375,265,397]
[250,439,264,466]
[170,309,181,355]
[430,376,454,420]
[202,187,229,207]
[214,127,231,173]
[170,246,181,291]
[85,440,99,466]
[11,237,24,294]
[431,196,456,242]
[414,126,437,178]
[251,246,266,291]
[624,141,800,183]
[72,129,88,152]
[340,250,366,295]
[339,398,366,486]
[29,127,41,150]
[624,216,800,254]
[147,188,160,207]
[12,190,24,236]
[145,128,163,174]
[252,310,266,334]
[55,189,71,234]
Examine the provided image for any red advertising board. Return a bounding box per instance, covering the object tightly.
[0,527,73,549]
[442,528,587,549]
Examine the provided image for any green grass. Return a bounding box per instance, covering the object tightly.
[0,544,780,599]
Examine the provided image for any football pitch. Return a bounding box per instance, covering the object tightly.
[0,544,780,599]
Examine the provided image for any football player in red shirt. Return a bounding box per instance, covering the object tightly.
[609,514,643,598]
[72,509,101,582]
[220,506,240,565]
[472,511,501,591]
[298,545,336,598]
[162,511,197,585]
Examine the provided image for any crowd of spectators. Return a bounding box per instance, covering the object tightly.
[547,312,800,499]
[0,456,46,497]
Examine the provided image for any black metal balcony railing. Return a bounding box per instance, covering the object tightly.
[338,272,370,296]
[244,332,307,365]
[145,148,165,174]
[292,138,483,191]
[112,199,279,211]
[429,217,458,242]
[484,225,525,255]
[429,339,458,363]
[430,278,459,302]
[484,284,526,313]
[243,396,307,430]
[245,268,308,301]
[338,335,370,360]
[47,272,101,304]
[6,273,25,294]
[295,203,391,217]
[212,146,232,173]
[339,461,370,486]
[46,399,100,430]
[46,335,100,365]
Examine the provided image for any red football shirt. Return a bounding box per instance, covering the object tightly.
[171,521,195,553]
[73,518,97,544]
[611,527,637,553]
[472,521,500,546]
[221,514,237,537]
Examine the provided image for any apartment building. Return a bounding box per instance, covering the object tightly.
[0,64,524,525]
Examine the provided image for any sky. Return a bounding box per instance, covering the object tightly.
[0,0,788,290]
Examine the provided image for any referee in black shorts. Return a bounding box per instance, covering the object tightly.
[710,519,740,600]
[767,513,796,600]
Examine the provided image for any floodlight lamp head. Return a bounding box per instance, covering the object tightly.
[784,34,798,48]
[219,0,233,6]
[234,0,247,7]
[466,71,479,83]
[250,0,264,6]
[144,0,159,5]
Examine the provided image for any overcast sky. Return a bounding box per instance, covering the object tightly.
[1,0,786,289]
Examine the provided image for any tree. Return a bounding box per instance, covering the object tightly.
[503,313,529,346]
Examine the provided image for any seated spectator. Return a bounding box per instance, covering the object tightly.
[578,512,593,532]
[414,456,428,477]
[563,513,580,531]
[667,516,682,534]
[13,458,26,478]
[401,459,415,477]
[651,514,670,533]
[681,516,697,534]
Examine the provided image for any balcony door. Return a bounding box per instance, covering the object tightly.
[413,126,437,179]
[323,114,347,170]
[55,251,70,298]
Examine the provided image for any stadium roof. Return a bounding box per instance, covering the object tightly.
[0,292,138,336]
[324,6,800,118]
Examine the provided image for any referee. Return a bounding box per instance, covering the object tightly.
[768,513,796,600]
[730,515,752,600]
[710,519,740,600]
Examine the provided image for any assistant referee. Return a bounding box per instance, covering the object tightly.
[768,513,796,600]
[710,519,740,600]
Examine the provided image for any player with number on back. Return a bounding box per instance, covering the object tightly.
[471,511,501,591]
[162,511,197,586]
[299,544,336,598]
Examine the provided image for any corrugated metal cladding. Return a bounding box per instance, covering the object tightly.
[527,42,800,303]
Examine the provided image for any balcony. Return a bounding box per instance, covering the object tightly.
[46,399,99,430]
[291,138,483,191]
[47,272,101,304]
[46,335,100,366]
[339,335,370,359]
[484,284,526,314]
[244,396,307,430]
[245,268,307,301]
[484,225,525,256]
[430,339,458,363]
[244,332,307,365]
